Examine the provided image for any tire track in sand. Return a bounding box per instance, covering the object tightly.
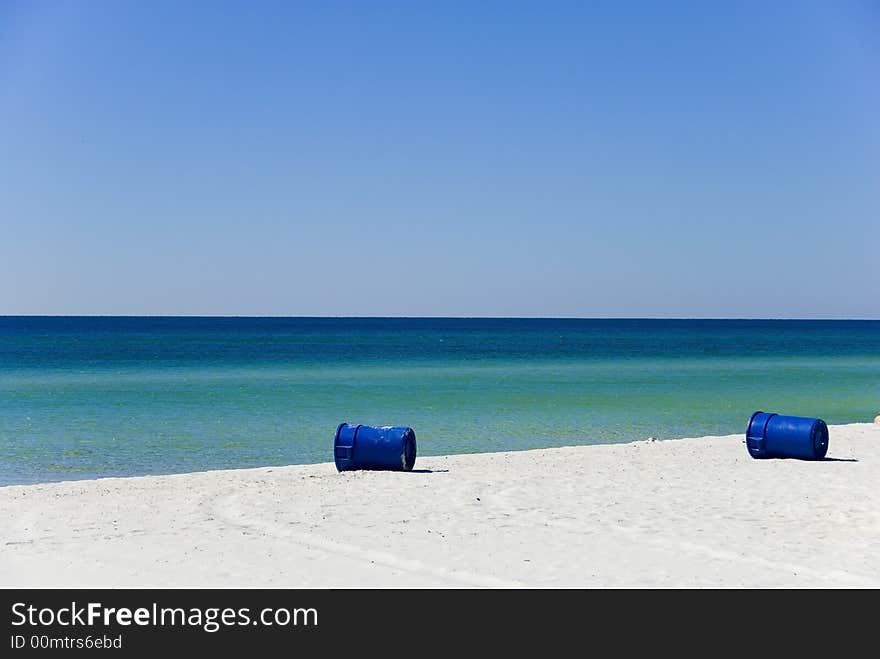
[212,491,523,588]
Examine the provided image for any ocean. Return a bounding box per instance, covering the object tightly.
[0,317,877,485]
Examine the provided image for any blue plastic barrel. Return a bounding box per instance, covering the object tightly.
[334,423,417,472]
[745,411,829,460]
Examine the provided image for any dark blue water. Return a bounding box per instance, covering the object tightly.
[1,317,878,485]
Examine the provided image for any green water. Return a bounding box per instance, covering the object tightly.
[1,317,877,485]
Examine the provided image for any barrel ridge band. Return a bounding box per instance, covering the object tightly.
[350,423,362,457]
[760,413,776,440]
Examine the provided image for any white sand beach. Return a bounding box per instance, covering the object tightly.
[2,423,878,588]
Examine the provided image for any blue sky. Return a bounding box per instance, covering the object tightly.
[1,1,877,317]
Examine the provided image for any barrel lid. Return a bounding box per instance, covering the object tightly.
[401,427,417,471]
[811,419,829,459]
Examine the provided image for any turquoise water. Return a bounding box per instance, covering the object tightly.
[1,317,877,485]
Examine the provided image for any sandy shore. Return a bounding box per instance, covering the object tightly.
[2,423,878,588]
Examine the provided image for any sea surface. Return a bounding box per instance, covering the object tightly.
[1,317,877,485]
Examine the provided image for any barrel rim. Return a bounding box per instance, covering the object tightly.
[746,410,764,438]
[811,418,829,460]
[746,410,774,458]
[333,422,362,471]
[401,427,417,471]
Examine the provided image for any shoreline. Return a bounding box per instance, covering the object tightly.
[2,423,878,588]
[0,417,871,489]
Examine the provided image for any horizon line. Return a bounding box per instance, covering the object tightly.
[1,314,878,321]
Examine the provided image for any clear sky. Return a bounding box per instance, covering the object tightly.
[1,1,877,318]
